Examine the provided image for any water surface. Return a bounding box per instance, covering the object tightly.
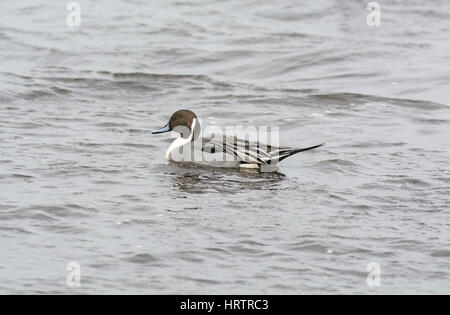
[0,0,449,294]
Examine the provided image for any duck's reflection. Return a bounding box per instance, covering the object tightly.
[164,162,286,194]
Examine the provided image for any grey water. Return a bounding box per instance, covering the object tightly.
[0,0,449,294]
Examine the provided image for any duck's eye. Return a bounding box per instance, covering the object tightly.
[174,117,178,121]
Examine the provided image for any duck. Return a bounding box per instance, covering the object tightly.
[152,109,323,172]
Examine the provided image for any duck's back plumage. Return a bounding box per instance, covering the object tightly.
[201,134,323,166]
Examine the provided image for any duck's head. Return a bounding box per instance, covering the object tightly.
[152,109,200,139]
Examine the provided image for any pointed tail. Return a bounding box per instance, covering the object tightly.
[278,143,324,162]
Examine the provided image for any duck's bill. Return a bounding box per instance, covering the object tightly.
[152,123,171,134]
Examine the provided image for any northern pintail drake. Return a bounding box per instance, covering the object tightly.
[152,110,323,172]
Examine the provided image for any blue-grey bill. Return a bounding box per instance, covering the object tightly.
[152,123,171,134]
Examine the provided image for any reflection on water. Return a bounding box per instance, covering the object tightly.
[165,162,286,194]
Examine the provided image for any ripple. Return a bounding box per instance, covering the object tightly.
[430,250,450,258]
[125,253,159,264]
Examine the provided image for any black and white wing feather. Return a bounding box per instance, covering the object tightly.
[202,134,323,165]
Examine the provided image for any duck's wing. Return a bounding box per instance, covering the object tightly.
[201,134,288,165]
[202,135,324,164]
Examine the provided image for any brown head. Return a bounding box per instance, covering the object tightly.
[152,110,199,139]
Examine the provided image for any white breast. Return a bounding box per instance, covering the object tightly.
[165,118,197,161]
[165,136,192,160]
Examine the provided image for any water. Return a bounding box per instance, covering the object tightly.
[0,0,449,294]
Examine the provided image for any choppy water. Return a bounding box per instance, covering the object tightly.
[0,0,449,294]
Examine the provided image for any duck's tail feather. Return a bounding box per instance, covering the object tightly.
[278,143,324,162]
